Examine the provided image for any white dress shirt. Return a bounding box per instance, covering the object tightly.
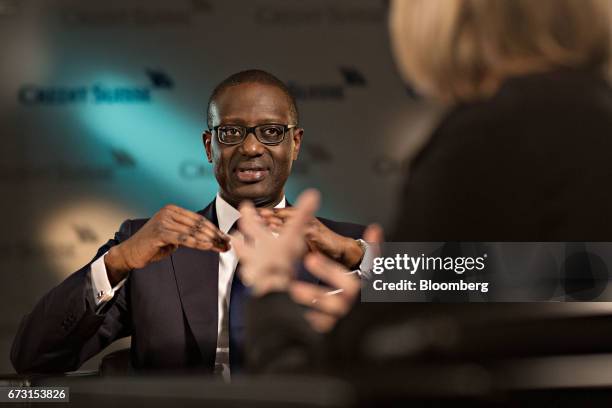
[211,194,286,380]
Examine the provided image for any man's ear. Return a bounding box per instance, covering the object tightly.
[203,131,213,163]
[291,128,303,161]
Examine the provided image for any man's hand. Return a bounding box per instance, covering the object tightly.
[232,190,321,296]
[289,224,384,333]
[258,207,364,269]
[104,205,230,285]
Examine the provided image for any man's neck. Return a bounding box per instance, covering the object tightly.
[219,192,284,209]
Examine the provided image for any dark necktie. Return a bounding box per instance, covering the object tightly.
[228,222,249,373]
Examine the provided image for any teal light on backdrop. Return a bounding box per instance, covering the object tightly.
[79,72,218,212]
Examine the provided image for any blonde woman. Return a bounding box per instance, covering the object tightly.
[389,0,612,241]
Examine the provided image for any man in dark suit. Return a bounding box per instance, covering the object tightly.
[10,70,366,378]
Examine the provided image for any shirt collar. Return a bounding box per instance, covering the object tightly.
[215,193,286,234]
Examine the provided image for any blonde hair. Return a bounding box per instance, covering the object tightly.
[389,0,612,103]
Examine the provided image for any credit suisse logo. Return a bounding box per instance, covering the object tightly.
[17,70,173,106]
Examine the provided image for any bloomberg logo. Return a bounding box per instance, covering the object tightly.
[18,69,173,106]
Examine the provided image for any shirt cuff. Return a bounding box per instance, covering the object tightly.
[356,239,376,280]
[90,251,127,306]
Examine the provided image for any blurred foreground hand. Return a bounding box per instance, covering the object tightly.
[232,189,321,296]
[290,224,383,333]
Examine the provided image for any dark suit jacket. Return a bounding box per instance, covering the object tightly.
[392,68,612,241]
[10,198,365,374]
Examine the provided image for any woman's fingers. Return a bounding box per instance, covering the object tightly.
[304,253,360,296]
[238,200,269,239]
[290,281,352,317]
[283,189,320,238]
[304,310,338,333]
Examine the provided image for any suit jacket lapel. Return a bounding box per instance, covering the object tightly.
[170,199,219,369]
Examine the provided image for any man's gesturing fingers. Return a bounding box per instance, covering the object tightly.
[157,205,230,251]
[158,222,229,252]
[363,223,384,246]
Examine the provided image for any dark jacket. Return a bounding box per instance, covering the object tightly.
[10,199,364,374]
[392,68,612,241]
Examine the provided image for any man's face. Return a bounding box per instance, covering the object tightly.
[204,82,302,208]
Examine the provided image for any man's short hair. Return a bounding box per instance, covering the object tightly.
[206,69,298,129]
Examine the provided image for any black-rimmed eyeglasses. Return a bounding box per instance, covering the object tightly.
[210,124,297,145]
